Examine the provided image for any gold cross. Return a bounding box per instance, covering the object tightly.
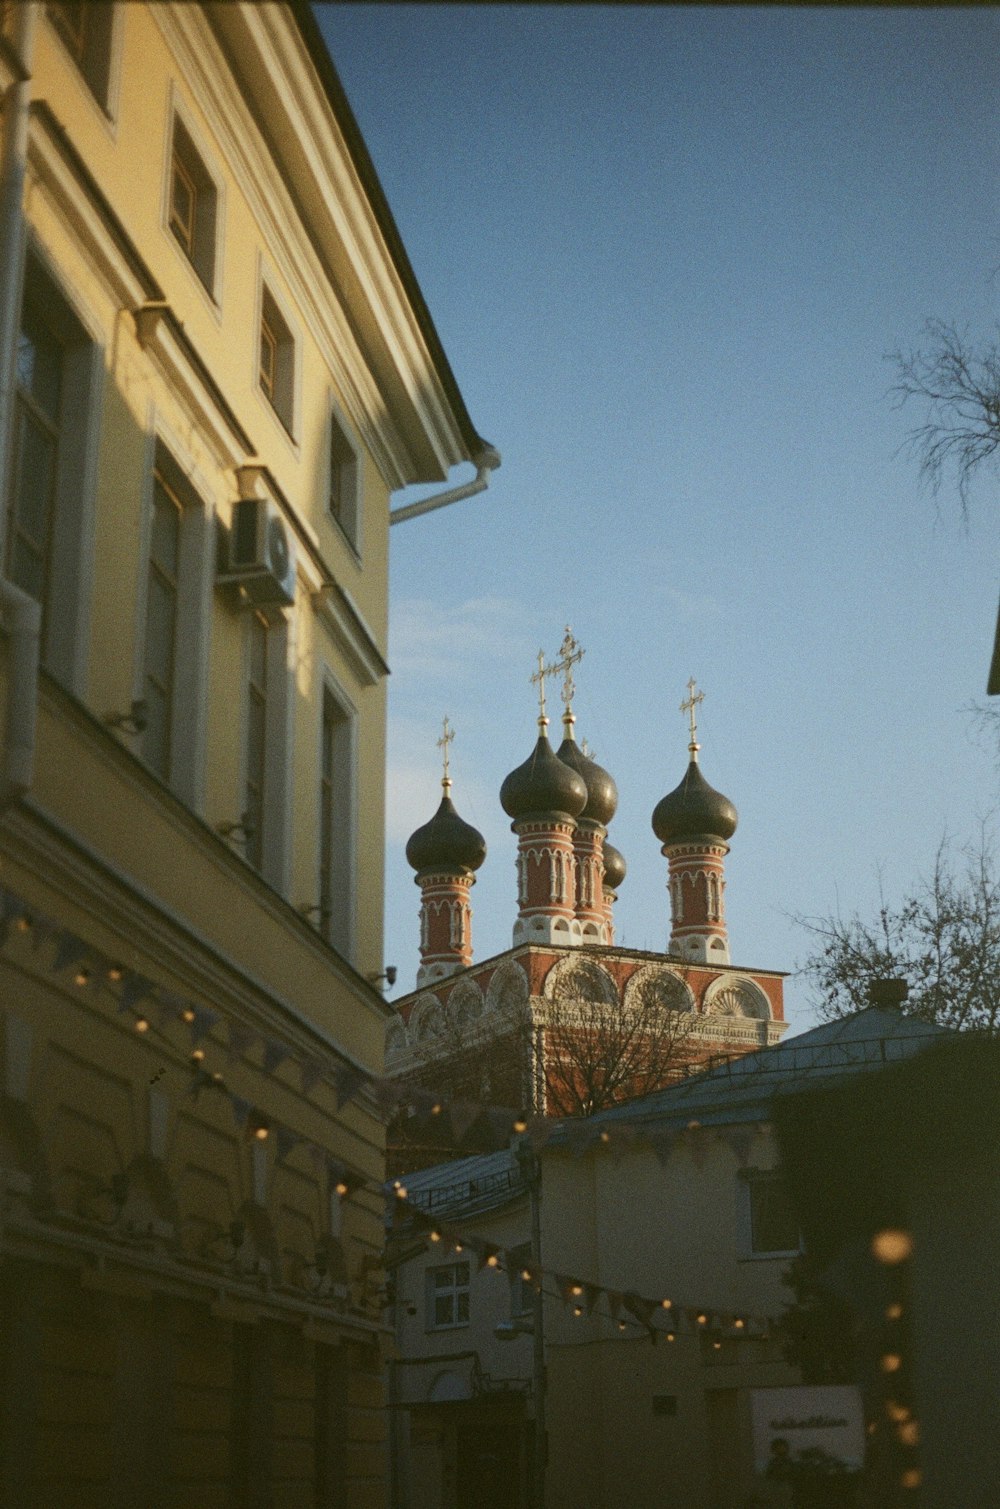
[437,715,454,789]
[554,626,585,715]
[680,678,704,753]
[529,649,556,724]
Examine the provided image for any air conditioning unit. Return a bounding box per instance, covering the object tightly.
[218,497,296,607]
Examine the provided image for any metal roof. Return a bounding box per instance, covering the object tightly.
[398,1147,524,1221]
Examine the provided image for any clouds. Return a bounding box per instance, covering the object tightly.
[389,595,540,684]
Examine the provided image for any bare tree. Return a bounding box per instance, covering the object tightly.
[888,317,1000,520]
[795,833,1000,1033]
[539,970,698,1117]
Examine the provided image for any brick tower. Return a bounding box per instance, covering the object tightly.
[652,680,738,965]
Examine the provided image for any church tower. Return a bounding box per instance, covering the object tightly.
[652,680,738,965]
[500,651,588,946]
[406,719,486,988]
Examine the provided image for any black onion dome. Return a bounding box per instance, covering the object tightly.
[406,793,486,876]
[555,735,618,827]
[602,840,626,891]
[652,759,738,846]
[500,732,588,822]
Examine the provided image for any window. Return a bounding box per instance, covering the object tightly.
[740,1171,800,1258]
[6,255,97,688]
[142,471,182,781]
[327,408,360,548]
[245,612,268,873]
[258,285,294,435]
[508,1242,534,1319]
[168,115,218,294]
[318,684,354,956]
[427,1262,470,1330]
[47,2,113,110]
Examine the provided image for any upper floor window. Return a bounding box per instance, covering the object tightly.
[47,2,113,111]
[327,407,360,550]
[427,1262,470,1330]
[739,1170,801,1259]
[244,611,269,874]
[258,285,294,436]
[7,254,98,689]
[142,470,182,783]
[318,683,355,958]
[168,114,218,295]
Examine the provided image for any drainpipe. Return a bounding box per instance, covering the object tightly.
[388,442,501,527]
[0,5,40,812]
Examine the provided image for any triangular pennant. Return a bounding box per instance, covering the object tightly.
[583,1283,602,1316]
[53,932,87,974]
[299,1055,324,1094]
[190,1005,219,1045]
[605,1290,624,1321]
[275,1125,301,1163]
[648,1128,677,1166]
[623,1291,656,1327]
[119,973,154,1013]
[262,1038,289,1075]
[305,1142,326,1171]
[227,1021,257,1061]
[230,1095,252,1129]
[484,1107,517,1147]
[333,1064,366,1109]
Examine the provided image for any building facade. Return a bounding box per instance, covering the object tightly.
[0,4,491,1504]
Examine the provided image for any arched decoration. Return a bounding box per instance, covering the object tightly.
[703,976,772,1021]
[385,1020,408,1063]
[409,992,445,1040]
[543,953,618,1008]
[485,960,529,1016]
[622,963,695,1016]
[446,977,484,1027]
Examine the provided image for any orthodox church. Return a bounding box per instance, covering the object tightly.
[386,634,786,1162]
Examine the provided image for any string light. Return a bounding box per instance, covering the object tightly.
[181,1007,196,1024]
[886,1302,904,1321]
[898,1421,919,1447]
[190,1049,205,1063]
[15,915,31,934]
[513,1114,528,1133]
[872,1228,913,1265]
[573,1305,583,1318]
[107,963,124,982]
[428,1229,441,1243]
[134,1016,150,1033]
[696,1312,708,1326]
[901,1469,921,1489]
[570,1283,584,1297]
[485,1253,500,1268]
[74,967,90,987]
[660,1298,672,1310]
[334,1180,349,1198]
[880,1353,902,1374]
[712,1340,723,1351]
[252,1119,270,1141]
[617,1320,627,1332]
[733,1317,745,1330]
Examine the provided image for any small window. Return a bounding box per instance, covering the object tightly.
[47,2,113,110]
[744,1172,800,1257]
[427,1262,470,1330]
[259,285,294,435]
[168,115,217,294]
[6,254,96,687]
[327,408,360,548]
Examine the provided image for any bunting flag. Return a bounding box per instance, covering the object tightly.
[275,1125,301,1162]
[299,1055,324,1094]
[119,972,155,1013]
[227,1021,257,1061]
[52,931,87,974]
[189,1005,219,1044]
[262,1038,289,1075]
[230,1095,252,1129]
[333,1064,366,1109]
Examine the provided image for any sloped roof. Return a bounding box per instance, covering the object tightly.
[400,1147,524,1221]
[585,1008,952,1134]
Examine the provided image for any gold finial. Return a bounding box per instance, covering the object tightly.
[529,649,555,728]
[554,625,585,733]
[437,715,454,791]
[680,678,705,760]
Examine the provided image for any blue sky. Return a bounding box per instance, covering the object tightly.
[319,5,1000,1031]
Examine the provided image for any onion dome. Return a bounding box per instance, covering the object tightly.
[652,759,738,846]
[500,729,588,823]
[602,840,627,892]
[555,731,618,827]
[406,792,486,877]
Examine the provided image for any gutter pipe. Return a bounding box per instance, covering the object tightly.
[0,4,39,812]
[388,442,501,527]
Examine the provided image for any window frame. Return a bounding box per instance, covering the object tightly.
[5,247,101,694]
[326,402,362,555]
[163,94,224,306]
[317,673,357,962]
[736,1168,802,1261]
[238,607,291,892]
[426,1261,471,1332]
[256,275,298,442]
[45,1,120,120]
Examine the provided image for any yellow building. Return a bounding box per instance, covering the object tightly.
[0,4,493,1503]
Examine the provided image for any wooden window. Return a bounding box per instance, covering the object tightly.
[46,2,112,109]
[245,614,268,872]
[258,286,294,435]
[141,473,182,781]
[428,1262,470,1330]
[168,115,218,293]
[8,295,62,612]
[318,687,353,953]
[328,408,360,548]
